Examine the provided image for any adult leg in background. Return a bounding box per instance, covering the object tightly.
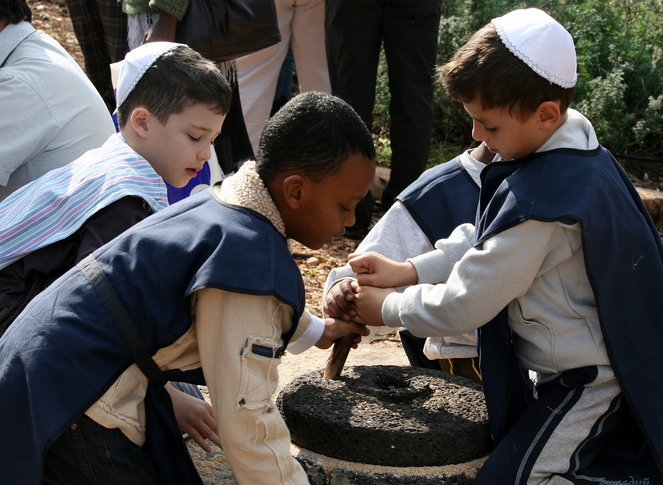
[236,0,330,158]
[325,0,382,238]
[380,0,440,208]
[66,0,128,112]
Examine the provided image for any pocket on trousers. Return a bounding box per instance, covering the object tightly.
[237,334,283,410]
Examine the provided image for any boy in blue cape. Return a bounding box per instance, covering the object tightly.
[347,8,663,484]
[0,91,373,484]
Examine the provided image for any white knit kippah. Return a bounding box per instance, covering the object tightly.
[115,42,187,109]
[492,8,577,88]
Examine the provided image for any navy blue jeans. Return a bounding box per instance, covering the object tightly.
[43,414,157,485]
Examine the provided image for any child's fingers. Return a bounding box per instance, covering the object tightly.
[189,419,221,452]
[338,279,356,301]
[348,251,379,273]
[325,297,355,321]
[204,428,222,450]
[348,257,372,274]
[350,322,370,337]
[355,273,380,286]
[188,428,211,453]
[324,283,357,320]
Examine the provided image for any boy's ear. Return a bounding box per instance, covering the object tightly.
[537,101,562,128]
[282,174,306,209]
[129,107,151,139]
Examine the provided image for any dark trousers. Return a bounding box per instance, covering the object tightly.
[43,415,157,485]
[475,366,662,484]
[325,0,441,209]
[66,0,129,112]
[214,70,254,174]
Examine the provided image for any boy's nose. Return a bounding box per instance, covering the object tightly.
[345,210,357,230]
[198,144,212,163]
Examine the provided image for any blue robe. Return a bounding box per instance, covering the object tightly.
[0,189,305,484]
[397,156,480,244]
[475,146,663,472]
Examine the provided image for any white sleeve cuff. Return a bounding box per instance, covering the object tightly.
[286,314,325,355]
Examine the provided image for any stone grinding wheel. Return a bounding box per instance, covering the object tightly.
[277,365,492,467]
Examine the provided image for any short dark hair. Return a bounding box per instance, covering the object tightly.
[117,46,232,127]
[256,92,376,183]
[439,23,575,120]
[0,0,31,23]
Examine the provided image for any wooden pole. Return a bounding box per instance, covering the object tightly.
[322,333,356,380]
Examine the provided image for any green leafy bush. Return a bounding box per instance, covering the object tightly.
[372,0,663,160]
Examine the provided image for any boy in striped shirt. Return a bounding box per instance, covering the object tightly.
[0,42,231,450]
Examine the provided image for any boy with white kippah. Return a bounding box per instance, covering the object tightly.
[0,42,231,302]
[346,8,663,483]
[0,41,232,471]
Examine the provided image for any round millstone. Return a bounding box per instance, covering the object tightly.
[277,365,491,467]
[292,445,487,485]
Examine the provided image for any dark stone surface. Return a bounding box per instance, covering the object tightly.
[293,448,484,485]
[277,365,491,467]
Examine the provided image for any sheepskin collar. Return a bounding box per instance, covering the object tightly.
[217,161,286,238]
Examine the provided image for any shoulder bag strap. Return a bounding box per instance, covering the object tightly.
[78,255,167,388]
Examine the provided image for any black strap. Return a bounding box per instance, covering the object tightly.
[78,255,167,388]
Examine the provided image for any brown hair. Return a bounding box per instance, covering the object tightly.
[439,23,574,120]
[117,46,231,128]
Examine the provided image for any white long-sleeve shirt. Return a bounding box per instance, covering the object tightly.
[0,21,114,201]
[323,149,486,358]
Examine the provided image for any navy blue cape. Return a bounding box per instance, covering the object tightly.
[475,147,663,471]
[0,189,304,484]
[397,156,480,244]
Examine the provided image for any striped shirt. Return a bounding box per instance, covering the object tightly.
[0,133,168,270]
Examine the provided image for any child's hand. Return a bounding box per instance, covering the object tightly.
[323,279,360,321]
[349,252,417,288]
[167,385,222,452]
[352,285,396,326]
[315,318,369,349]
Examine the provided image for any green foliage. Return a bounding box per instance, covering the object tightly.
[372,49,391,140]
[427,142,466,169]
[374,135,392,167]
[633,95,663,151]
[560,0,663,156]
[371,0,663,162]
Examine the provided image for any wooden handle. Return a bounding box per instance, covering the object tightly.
[322,333,356,380]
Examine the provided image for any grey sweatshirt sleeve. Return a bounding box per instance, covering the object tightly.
[408,223,476,285]
[382,220,557,336]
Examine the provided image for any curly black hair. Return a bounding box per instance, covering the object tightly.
[256,92,376,183]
